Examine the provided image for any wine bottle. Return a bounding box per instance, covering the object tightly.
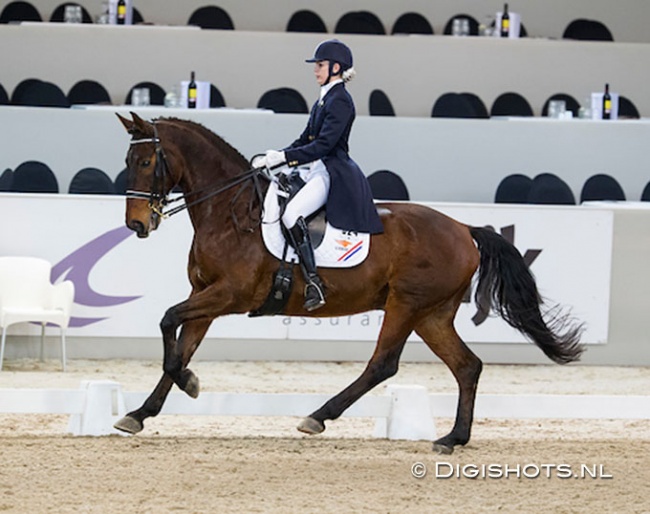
[188,71,197,109]
[500,3,510,37]
[602,83,611,120]
[117,0,126,25]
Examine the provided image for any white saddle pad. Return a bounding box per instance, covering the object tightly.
[261,181,370,268]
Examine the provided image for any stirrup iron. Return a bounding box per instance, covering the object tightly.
[304,278,326,311]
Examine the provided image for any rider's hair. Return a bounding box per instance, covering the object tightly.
[342,67,356,83]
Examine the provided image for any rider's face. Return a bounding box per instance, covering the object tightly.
[313,60,341,86]
[314,61,329,86]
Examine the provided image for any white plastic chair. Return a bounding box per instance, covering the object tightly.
[0,256,74,371]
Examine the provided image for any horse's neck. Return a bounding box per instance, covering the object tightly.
[181,162,241,230]
[166,127,255,232]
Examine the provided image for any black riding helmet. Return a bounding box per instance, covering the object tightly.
[305,39,353,83]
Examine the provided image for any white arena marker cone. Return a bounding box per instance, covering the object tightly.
[68,380,128,436]
[374,384,436,441]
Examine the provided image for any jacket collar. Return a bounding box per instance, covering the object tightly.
[319,79,343,102]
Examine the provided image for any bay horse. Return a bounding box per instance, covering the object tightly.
[114,112,583,453]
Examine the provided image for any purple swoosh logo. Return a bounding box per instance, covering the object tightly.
[51,225,141,327]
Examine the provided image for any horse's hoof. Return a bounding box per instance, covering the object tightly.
[432,442,454,455]
[183,371,200,399]
[297,417,325,435]
[113,415,143,435]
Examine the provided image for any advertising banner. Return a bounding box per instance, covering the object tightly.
[0,195,612,344]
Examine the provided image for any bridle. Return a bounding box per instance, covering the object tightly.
[125,122,270,232]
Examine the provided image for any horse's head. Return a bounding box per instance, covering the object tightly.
[117,112,173,238]
[118,112,265,238]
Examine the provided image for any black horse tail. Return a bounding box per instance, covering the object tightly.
[469,226,584,364]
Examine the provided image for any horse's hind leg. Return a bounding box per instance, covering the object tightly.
[298,302,414,435]
[113,318,211,434]
[414,314,482,454]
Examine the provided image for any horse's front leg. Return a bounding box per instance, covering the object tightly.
[114,319,211,434]
[160,304,200,398]
[160,285,233,397]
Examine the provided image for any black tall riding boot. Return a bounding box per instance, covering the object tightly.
[289,217,326,311]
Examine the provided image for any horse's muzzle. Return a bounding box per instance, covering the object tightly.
[126,204,161,238]
[128,219,150,238]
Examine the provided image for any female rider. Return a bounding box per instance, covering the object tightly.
[257,39,383,311]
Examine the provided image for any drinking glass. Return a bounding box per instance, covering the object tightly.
[452,18,462,36]
[132,88,151,107]
[64,5,82,23]
[96,1,109,24]
[547,100,566,119]
[140,88,151,106]
[461,18,470,36]
[164,84,181,108]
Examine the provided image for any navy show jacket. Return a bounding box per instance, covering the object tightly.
[283,82,384,234]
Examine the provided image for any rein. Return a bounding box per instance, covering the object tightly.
[126,123,270,231]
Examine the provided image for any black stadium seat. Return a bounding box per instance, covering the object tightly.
[368,89,395,116]
[0,1,41,23]
[368,170,410,200]
[335,11,385,35]
[461,92,489,118]
[490,92,534,117]
[563,19,613,41]
[494,174,533,203]
[132,7,143,24]
[286,9,327,33]
[391,12,433,35]
[10,161,59,193]
[0,83,8,105]
[188,5,234,29]
[432,92,480,118]
[618,96,640,119]
[257,87,308,114]
[527,173,575,205]
[12,80,70,107]
[0,168,13,191]
[67,79,112,105]
[209,84,226,107]
[580,174,625,202]
[11,78,44,103]
[68,167,116,194]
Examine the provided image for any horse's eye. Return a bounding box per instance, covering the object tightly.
[141,160,151,167]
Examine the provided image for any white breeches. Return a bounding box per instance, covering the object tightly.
[280,159,331,229]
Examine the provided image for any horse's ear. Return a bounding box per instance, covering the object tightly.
[131,111,151,133]
[116,112,152,136]
[116,112,134,133]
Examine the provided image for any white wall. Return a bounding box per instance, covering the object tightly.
[1,106,649,203]
[1,24,649,118]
